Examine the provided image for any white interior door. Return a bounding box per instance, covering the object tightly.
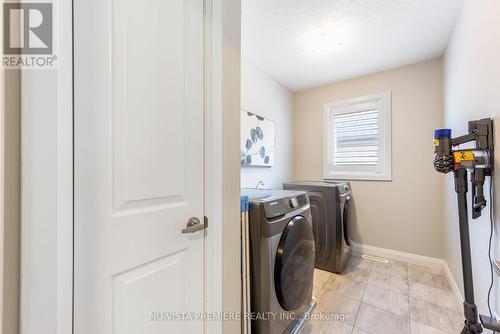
[74,0,205,333]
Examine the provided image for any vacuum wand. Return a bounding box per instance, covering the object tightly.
[433,118,499,334]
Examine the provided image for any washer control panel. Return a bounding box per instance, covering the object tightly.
[260,192,308,219]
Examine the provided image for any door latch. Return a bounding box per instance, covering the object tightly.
[182,216,208,234]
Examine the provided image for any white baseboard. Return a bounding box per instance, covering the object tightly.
[350,241,464,308]
[350,242,444,270]
[442,261,464,309]
[493,312,500,323]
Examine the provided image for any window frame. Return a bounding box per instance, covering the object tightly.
[323,91,392,181]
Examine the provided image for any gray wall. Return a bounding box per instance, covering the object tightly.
[2,70,21,334]
[443,0,500,316]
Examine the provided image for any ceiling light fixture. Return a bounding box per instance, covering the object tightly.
[301,22,351,55]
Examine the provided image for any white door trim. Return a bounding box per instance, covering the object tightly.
[19,0,73,332]
[21,0,226,332]
[56,1,73,333]
[204,0,224,333]
[0,14,4,330]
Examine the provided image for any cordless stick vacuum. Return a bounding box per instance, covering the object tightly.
[433,118,500,334]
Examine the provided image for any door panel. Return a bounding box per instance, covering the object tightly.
[113,0,188,212]
[113,251,187,334]
[74,0,205,332]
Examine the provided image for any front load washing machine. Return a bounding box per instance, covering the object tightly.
[282,181,352,273]
[241,189,315,334]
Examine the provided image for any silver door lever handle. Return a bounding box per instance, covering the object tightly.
[182,217,207,233]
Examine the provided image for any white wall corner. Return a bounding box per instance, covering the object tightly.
[442,261,465,309]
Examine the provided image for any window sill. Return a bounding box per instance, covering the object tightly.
[324,172,392,182]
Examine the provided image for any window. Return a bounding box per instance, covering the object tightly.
[324,91,392,181]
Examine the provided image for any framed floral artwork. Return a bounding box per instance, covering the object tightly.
[240,110,276,167]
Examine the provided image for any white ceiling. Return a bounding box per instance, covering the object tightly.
[242,0,463,91]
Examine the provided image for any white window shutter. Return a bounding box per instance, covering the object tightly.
[333,109,379,166]
[324,91,391,181]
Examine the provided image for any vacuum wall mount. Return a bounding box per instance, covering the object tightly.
[433,118,500,334]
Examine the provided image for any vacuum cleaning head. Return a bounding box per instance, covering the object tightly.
[433,129,454,174]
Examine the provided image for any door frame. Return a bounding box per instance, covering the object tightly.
[0,19,4,331]
[20,0,236,332]
[204,0,223,332]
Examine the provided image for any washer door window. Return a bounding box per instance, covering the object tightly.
[274,215,315,311]
[343,195,351,246]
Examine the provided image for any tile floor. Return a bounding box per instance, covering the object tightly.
[303,254,488,334]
